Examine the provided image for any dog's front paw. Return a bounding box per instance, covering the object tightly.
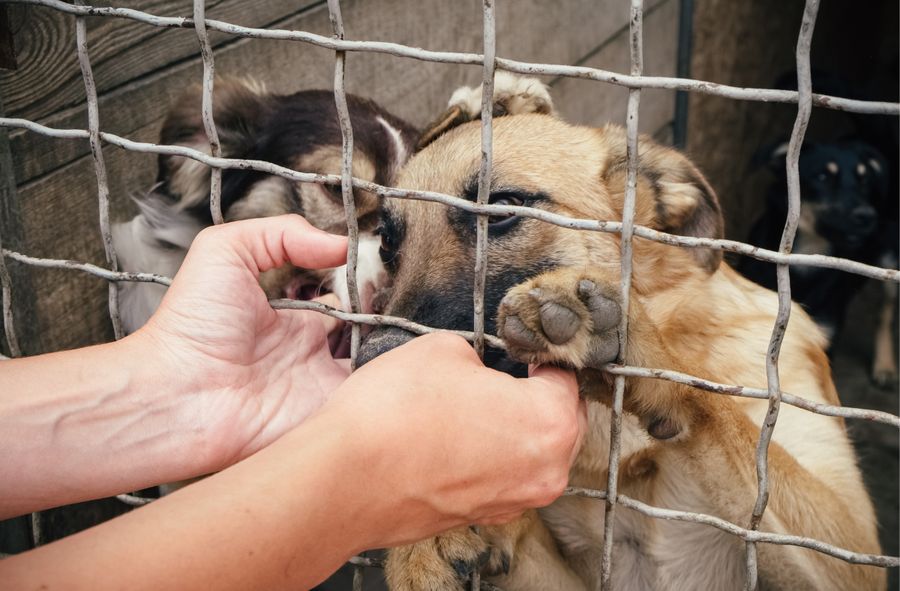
[497,272,621,369]
[385,528,492,591]
[418,73,554,150]
[872,363,899,390]
[448,71,554,119]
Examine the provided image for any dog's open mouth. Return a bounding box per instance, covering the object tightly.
[279,271,384,360]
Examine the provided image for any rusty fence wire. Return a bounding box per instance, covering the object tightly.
[1,0,899,588]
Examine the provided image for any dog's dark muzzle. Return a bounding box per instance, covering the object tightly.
[357,326,417,367]
[358,325,530,378]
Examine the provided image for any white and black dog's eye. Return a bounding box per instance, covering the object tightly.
[487,192,524,225]
[375,225,398,266]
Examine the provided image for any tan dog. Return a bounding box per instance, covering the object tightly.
[358,80,884,590]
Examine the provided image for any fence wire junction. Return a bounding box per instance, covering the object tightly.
[0,0,899,589]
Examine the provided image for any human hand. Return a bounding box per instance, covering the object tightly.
[132,214,351,469]
[316,332,587,548]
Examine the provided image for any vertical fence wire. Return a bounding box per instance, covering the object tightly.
[0,224,19,357]
[472,0,496,360]
[352,564,363,591]
[599,0,643,586]
[75,2,122,340]
[327,0,362,369]
[743,1,819,588]
[193,0,224,226]
[471,5,496,585]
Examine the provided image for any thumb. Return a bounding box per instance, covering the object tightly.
[528,364,586,464]
[195,214,348,277]
[526,363,579,397]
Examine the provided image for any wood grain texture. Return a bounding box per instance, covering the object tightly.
[10,0,637,185]
[7,0,676,352]
[0,99,41,356]
[550,0,677,135]
[1,0,324,122]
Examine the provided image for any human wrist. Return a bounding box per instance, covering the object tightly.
[0,334,217,517]
[113,330,227,477]
[306,396,454,553]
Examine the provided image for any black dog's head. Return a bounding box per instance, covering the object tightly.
[761,140,889,253]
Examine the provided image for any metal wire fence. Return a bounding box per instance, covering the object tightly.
[0,0,898,588]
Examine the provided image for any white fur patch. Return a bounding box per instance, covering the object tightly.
[330,235,387,313]
[225,176,295,221]
[376,115,408,173]
[448,71,554,118]
[112,193,204,333]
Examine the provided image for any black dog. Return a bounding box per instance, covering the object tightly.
[739,139,898,386]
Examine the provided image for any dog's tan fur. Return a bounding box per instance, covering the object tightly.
[377,114,883,590]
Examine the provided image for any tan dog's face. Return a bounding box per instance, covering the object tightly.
[359,114,723,372]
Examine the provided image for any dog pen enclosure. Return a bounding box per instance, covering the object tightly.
[0,0,898,589]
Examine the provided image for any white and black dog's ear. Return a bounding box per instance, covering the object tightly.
[751,140,790,177]
[157,78,269,210]
[417,72,555,150]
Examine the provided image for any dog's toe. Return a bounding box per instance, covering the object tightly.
[501,313,543,351]
[577,279,621,331]
[532,289,582,345]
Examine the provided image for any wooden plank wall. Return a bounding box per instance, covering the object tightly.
[0,0,678,356]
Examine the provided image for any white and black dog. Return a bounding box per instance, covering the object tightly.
[112,79,418,335]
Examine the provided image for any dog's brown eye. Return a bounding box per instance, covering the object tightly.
[376,225,399,268]
[487,193,523,225]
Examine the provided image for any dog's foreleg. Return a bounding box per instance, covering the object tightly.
[872,276,898,388]
[385,512,587,591]
[496,266,885,590]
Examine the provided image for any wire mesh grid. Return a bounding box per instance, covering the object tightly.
[1,0,899,588]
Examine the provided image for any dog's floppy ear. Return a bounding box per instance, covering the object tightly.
[417,72,555,151]
[157,78,269,208]
[416,104,473,151]
[751,140,790,176]
[653,162,725,273]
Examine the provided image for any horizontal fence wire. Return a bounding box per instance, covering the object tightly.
[1,120,897,283]
[6,0,900,116]
[1,0,899,586]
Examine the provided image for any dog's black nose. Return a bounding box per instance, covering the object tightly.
[850,206,877,231]
[357,326,417,367]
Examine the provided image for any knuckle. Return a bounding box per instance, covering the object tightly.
[532,473,568,507]
[193,223,226,246]
[426,331,474,355]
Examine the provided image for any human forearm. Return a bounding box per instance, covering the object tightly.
[0,333,215,518]
[0,410,377,591]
